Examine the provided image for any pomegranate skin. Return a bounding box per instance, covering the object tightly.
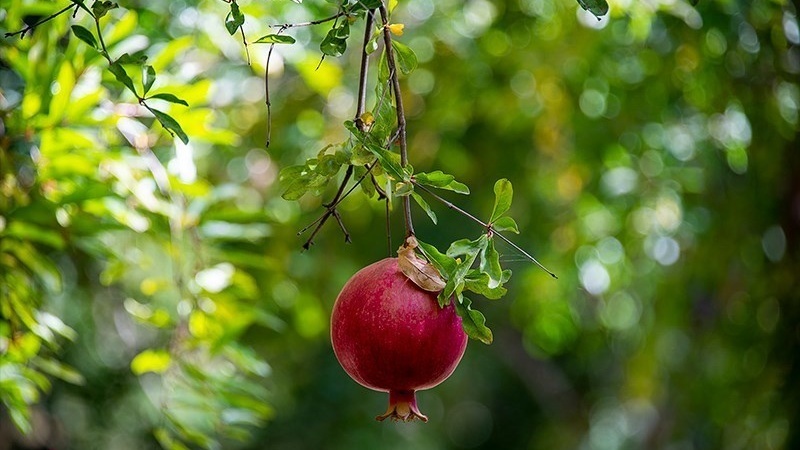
[331,257,468,421]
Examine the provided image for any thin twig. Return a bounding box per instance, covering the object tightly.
[355,11,375,129]
[92,14,112,62]
[270,12,346,29]
[297,161,377,235]
[379,4,414,238]
[298,9,377,249]
[300,165,354,249]
[4,3,77,38]
[265,42,275,147]
[413,183,558,278]
[240,27,251,65]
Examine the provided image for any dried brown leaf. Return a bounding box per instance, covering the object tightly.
[398,236,446,292]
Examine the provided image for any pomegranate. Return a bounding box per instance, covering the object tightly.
[331,257,468,422]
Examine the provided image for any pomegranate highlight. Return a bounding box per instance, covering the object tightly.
[331,257,468,422]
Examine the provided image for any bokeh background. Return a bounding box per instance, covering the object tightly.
[1,0,798,449]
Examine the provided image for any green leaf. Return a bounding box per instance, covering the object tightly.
[5,221,65,249]
[148,92,189,106]
[490,178,513,222]
[92,1,118,19]
[143,65,156,95]
[131,349,172,375]
[447,235,488,261]
[391,40,417,75]
[149,107,189,144]
[479,237,503,289]
[491,216,519,234]
[414,170,470,194]
[576,0,609,17]
[370,82,397,142]
[446,235,489,290]
[253,34,296,44]
[464,270,508,300]
[115,52,148,65]
[154,427,191,450]
[320,30,347,57]
[455,297,493,344]
[394,181,414,196]
[362,143,406,181]
[334,22,350,40]
[411,192,437,224]
[31,358,85,385]
[8,407,32,436]
[378,49,390,83]
[348,0,382,11]
[71,25,97,49]
[439,277,462,307]
[108,62,137,95]
[365,32,381,55]
[416,240,457,278]
[279,165,311,200]
[225,2,245,35]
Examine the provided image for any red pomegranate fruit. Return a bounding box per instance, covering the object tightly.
[331,257,468,422]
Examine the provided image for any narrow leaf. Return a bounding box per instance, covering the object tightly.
[439,278,460,307]
[411,192,437,224]
[391,40,417,75]
[253,34,296,44]
[148,92,189,106]
[456,297,493,344]
[71,25,97,48]
[415,170,470,194]
[378,48,390,83]
[143,65,156,95]
[108,62,137,95]
[490,178,513,222]
[364,143,406,181]
[149,107,189,144]
[32,358,85,385]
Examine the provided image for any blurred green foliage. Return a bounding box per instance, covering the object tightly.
[1,0,798,449]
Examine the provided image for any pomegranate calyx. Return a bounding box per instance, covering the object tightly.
[375,390,429,423]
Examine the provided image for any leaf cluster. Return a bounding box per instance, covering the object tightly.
[413,179,518,345]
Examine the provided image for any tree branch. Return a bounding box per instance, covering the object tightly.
[379,4,414,238]
[298,12,377,249]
